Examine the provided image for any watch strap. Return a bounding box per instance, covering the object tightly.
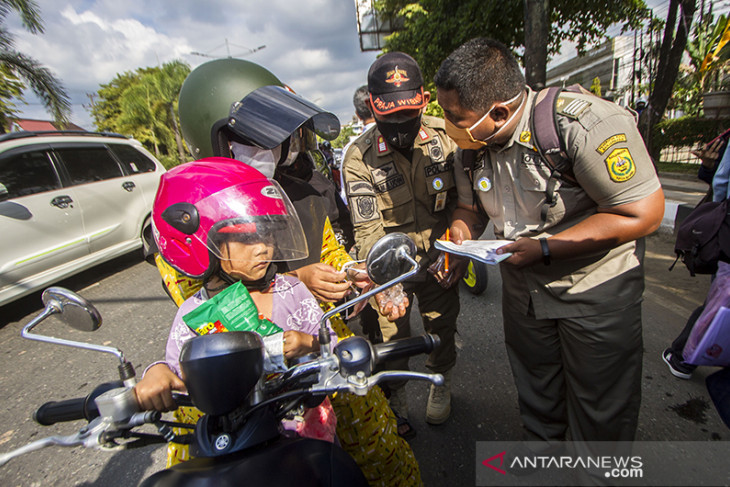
[539,237,550,266]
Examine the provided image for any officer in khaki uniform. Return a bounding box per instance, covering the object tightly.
[434,38,664,456]
[343,52,460,429]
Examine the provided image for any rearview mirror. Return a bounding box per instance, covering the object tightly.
[42,287,102,332]
[366,232,417,284]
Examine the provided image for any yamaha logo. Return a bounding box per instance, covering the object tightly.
[215,433,231,451]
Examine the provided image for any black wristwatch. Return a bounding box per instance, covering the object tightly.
[539,237,551,266]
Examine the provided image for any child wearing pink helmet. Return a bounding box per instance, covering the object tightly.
[134,158,338,447]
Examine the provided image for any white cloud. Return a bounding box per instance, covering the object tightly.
[9,0,379,129]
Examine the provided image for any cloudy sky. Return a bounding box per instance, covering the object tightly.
[9,0,381,130]
[9,1,730,131]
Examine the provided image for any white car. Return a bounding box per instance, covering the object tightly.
[0,131,166,306]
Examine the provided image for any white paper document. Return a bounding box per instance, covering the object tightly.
[434,239,512,265]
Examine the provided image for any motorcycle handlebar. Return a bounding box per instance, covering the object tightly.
[372,334,440,365]
[33,381,123,426]
[34,397,88,426]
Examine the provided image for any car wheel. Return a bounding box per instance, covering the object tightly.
[462,259,488,295]
[141,216,154,263]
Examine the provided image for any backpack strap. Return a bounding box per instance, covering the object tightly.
[530,85,582,228]
[461,148,486,214]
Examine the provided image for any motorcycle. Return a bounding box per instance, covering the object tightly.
[0,232,443,486]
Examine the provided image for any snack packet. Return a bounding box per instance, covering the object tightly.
[182,281,282,337]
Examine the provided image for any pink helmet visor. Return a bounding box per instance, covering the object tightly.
[194,180,308,262]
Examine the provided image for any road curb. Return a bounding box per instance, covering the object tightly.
[660,200,695,235]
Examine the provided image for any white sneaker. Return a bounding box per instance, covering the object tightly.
[426,369,452,424]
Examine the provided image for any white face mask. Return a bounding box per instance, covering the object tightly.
[281,150,299,167]
[280,131,303,167]
[230,141,282,178]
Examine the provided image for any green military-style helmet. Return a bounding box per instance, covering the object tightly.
[178,58,283,158]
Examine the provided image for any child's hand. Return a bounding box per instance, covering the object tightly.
[133,363,186,412]
[291,263,351,302]
[283,330,317,359]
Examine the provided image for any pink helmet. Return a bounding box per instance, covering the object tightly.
[152,157,307,278]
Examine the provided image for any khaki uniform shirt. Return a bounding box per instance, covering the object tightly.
[343,115,458,275]
[454,89,661,319]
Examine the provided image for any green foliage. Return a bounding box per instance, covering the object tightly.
[424,98,443,118]
[376,0,648,87]
[654,160,701,174]
[651,115,730,153]
[157,153,186,170]
[675,14,730,116]
[331,124,357,149]
[92,61,190,165]
[0,0,70,131]
[590,77,602,97]
[0,63,23,128]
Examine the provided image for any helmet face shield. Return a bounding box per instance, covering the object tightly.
[192,181,308,263]
[228,85,340,149]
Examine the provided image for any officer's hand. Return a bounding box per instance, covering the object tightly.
[447,225,469,245]
[292,263,351,302]
[427,252,469,288]
[497,237,542,268]
[375,290,409,321]
[133,363,186,412]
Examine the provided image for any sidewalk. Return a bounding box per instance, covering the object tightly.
[658,172,708,233]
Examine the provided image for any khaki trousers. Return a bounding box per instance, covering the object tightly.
[502,295,643,442]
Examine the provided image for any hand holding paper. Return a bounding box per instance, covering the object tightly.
[434,239,512,265]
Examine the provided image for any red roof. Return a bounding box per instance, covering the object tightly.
[12,119,86,132]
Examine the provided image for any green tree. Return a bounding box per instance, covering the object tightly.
[0,0,70,132]
[642,0,697,158]
[332,124,357,149]
[376,0,647,89]
[675,13,730,116]
[91,61,191,166]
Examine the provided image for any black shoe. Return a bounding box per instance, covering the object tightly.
[662,349,695,379]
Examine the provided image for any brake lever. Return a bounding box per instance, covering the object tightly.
[312,369,444,397]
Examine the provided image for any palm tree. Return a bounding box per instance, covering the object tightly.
[0,0,70,132]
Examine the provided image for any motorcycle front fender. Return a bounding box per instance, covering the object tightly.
[140,436,368,487]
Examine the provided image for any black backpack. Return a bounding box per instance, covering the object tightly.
[671,198,730,276]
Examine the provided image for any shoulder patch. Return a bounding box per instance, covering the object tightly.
[346,180,375,196]
[605,147,636,182]
[427,136,446,162]
[352,195,379,224]
[377,135,388,154]
[556,96,592,119]
[596,134,627,155]
[419,128,429,141]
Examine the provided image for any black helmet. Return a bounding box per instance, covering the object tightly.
[228,85,340,150]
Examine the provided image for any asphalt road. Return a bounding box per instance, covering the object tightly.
[0,228,727,486]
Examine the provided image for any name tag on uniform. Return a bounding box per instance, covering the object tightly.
[434,191,447,212]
